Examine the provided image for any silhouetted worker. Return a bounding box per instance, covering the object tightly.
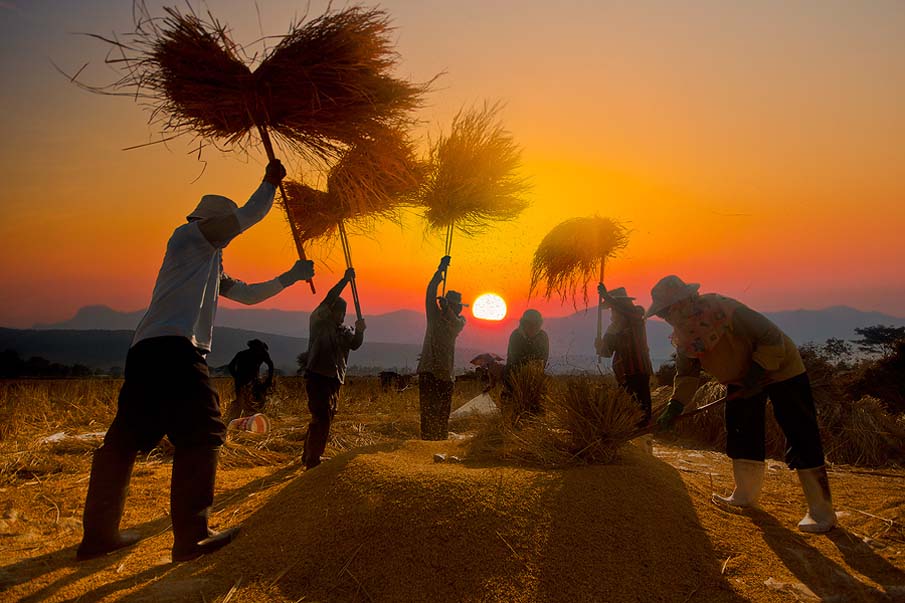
[302,268,365,469]
[594,284,653,425]
[77,160,316,562]
[502,309,549,415]
[651,275,835,533]
[417,255,466,440]
[224,339,274,423]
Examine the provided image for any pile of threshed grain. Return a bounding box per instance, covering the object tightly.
[142,440,741,603]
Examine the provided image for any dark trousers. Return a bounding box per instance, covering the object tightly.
[419,372,453,440]
[620,373,652,425]
[82,336,226,548]
[725,372,826,469]
[302,372,341,469]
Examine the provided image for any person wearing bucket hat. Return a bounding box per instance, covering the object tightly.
[501,309,550,416]
[594,284,653,425]
[649,275,836,534]
[417,255,467,440]
[77,160,317,563]
[223,339,274,423]
[301,268,366,469]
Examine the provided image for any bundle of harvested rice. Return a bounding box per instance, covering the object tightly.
[529,215,630,309]
[501,361,549,425]
[419,103,530,236]
[76,4,427,162]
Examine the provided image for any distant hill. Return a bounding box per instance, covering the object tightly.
[29,303,905,371]
[0,327,482,376]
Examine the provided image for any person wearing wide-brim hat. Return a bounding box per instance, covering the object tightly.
[502,309,550,416]
[595,284,653,425]
[417,255,467,440]
[224,339,275,423]
[649,275,835,534]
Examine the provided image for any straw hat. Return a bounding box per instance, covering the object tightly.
[646,275,700,318]
[247,339,268,351]
[444,290,469,307]
[187,194,237,221]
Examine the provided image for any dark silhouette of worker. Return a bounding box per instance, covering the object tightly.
[224,339,274,422]
[77,160,316,563]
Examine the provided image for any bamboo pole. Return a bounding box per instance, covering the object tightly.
[256,124,316,294]
[337,220,362,320]
[596,259,605,360]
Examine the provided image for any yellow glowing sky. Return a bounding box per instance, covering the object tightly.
[1,1,903,327]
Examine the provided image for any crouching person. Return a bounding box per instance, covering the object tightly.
[302,268,365,469]
[77,160,316,562]
[650,275,835,533]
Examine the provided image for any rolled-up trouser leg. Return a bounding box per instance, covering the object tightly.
[77,443,140,560]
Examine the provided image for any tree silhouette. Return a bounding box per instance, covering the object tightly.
[852,325,905,357]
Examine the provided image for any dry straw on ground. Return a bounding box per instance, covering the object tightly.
[530,215,630,308]
[472,371,642,467]
[418,102,531,236]
[73,3,429,164]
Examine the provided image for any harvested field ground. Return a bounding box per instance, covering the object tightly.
[1,377,904,602]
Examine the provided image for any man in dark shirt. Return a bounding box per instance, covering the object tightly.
[502,309,550,415]
[301,268,365,469]
[595,284,653,425]
[224,339,274,422]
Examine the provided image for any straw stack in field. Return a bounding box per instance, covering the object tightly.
[418,102,531,236]
[529,215,630,308]
[78,4,428,163]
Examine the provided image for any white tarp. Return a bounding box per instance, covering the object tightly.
[450,393,500,420]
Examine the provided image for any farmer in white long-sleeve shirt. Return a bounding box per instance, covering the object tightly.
[77,160,315,562]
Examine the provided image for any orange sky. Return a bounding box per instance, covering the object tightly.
[1,0,903,328]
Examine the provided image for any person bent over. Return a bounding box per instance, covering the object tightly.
[224,339,274,422]
[651,275,835,533]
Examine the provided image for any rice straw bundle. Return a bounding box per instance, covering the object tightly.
[326,127,425,230]
[416,102,530,290]
[279,182,341,244]
[73,2,430,291]
[78,3,428,161]
[529,215,630,309]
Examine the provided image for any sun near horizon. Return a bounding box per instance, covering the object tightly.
[472,293,508,322]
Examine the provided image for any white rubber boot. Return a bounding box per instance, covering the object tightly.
[796,466,836,533]
[712,459,765,508]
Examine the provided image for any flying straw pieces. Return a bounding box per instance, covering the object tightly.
[76,3,428,161]
[416,102,531,291]
[71,2,430,291]
[529,215,630,309]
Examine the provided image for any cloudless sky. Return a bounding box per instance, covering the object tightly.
[1,0,903,328]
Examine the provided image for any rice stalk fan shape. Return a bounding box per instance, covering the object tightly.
[80,3,428,164]
[529,215,630,308]
[419,103,531,236]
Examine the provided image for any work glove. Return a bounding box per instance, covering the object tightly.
[263,159,287,187]
[278,259,315,287]
[355,318,367,332]
[344,267,356,282]
[736,362,767,399]
[597,282,607,298]
[656,399,685,431]
[438,255,451,272]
